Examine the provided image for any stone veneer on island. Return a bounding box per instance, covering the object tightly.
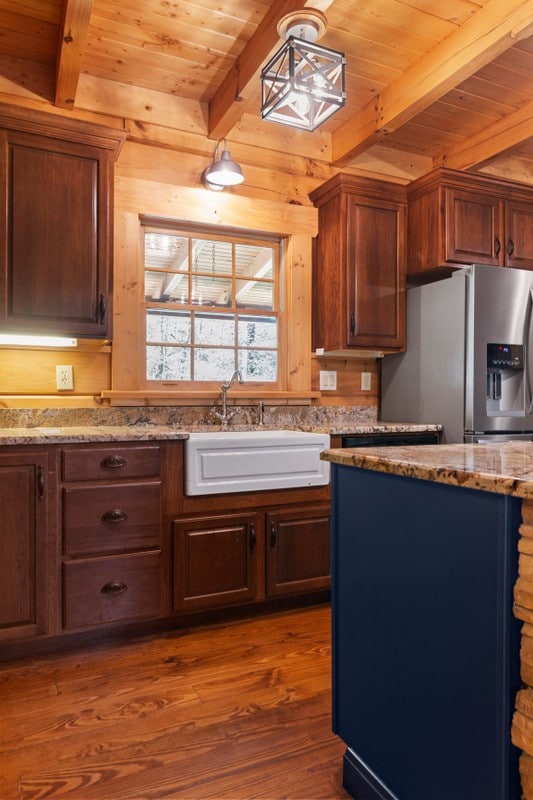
[321,442,533,800]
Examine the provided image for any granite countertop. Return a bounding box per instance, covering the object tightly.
[321,441,533,499]
[0,425,192,445]
[0,422,441,445]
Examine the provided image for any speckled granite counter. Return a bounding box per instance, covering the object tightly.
[0,421,441,445]
[322,441,533,498]
[0,425,191,445]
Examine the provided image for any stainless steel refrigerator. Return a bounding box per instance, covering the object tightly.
[381,264,533,443]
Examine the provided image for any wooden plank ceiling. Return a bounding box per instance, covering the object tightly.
[0,0,531,183]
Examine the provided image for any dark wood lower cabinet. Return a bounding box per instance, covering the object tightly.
[0,449,50,641]
[266,506,330,597]
[173,504,331,614]
[0,440,331,658]
[173,513,258,611]
[63,551,162,629]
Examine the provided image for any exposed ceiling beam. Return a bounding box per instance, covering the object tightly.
[331,0,533,166]
[208,0,334,141]
[55,0,93,109]
[437,100,533,170]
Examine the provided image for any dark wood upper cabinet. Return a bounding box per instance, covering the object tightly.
[407,168,533,278]
[506,199,533,270]
[310,174,407,353]
[0,103,126,338]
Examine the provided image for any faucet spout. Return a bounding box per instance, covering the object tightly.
[212,370,244,426]
[222,370,243,391]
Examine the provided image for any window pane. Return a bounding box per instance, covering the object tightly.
[146,310,191,344]
[236,279,273,310]
[145,233,188,270]
[238,316,277,348]
[194,349,235,380]
[239,350,277,382]
[191,275,232,307]
[147,346,191,380]
[235,243,273,279]
[195,313,235,346]
[145,270,188,303]
[192,239,232,275]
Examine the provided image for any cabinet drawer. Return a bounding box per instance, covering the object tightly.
[62,445,160,481]
[63,483,161,555]
[63,551,161,629]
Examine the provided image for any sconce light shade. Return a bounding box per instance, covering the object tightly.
[202,139,244,190]
[261,35,346,131]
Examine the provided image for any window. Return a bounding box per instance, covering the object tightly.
[143,222,282,385]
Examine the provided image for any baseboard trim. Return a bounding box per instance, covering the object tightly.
[342,748,399,800]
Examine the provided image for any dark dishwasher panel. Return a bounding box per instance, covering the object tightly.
[341,431,440,447]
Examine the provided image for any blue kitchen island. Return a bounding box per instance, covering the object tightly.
[321,442,533,800]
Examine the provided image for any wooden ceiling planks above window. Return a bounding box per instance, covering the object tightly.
[0,0,531,181]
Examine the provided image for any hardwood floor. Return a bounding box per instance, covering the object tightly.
[0,604,349,800]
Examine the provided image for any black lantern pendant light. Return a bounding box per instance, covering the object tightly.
[260,10,346,132]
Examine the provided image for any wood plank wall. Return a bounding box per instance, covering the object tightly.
[512,499,533,796]
[0,113,381,411]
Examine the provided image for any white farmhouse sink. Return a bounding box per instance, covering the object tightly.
[185,430,330,495]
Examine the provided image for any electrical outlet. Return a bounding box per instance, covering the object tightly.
[361,372,372,391]
[319,370,337,391]
[56,365,74,391]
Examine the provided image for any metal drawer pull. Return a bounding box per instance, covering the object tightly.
[250,523,256,551]
[100,455,127,469]
[101,508,128,524]
[101,581,128,595]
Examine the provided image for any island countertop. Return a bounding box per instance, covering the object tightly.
[321,441,533,499]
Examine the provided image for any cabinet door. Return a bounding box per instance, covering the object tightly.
[505,200,533,270]
[173,513,258,611]
[346,200,405,349]
[0,451,49,640]
[266,505,330,597]
[0,129,112,337]
[445,188,502,265]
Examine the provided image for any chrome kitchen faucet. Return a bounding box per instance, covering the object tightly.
[212,370,244,426]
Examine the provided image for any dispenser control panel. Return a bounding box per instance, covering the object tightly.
[487,343,523,369]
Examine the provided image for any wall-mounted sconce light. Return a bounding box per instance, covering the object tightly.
[201,138,244,190]
[260,10,346,131]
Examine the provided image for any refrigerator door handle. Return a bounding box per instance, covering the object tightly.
[526,288,533,413]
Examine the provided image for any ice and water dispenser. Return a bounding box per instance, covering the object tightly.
[486,343,525,416]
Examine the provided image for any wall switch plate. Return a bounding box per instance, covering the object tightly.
[319,370,337,391]
[361,372,372,391]
[56,365,74,391]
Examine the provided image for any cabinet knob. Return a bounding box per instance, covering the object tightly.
[494,236,501,257]
[508,238,515,258]
[249,523,256,552]
[101,508,128,524]
[100,455,127,469]
[101,581,128,596]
